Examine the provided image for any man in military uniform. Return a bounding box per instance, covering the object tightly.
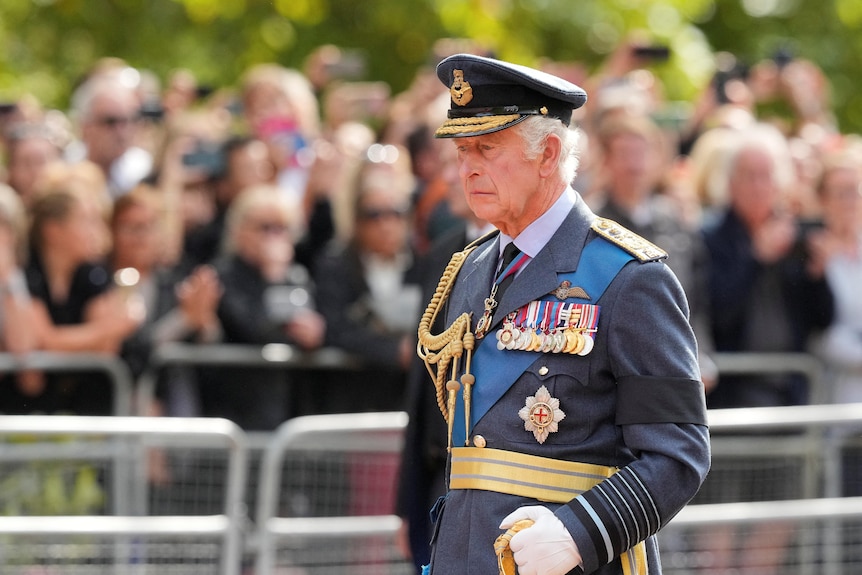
[416,54,710,575]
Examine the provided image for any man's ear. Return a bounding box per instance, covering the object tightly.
[538,133,562,178]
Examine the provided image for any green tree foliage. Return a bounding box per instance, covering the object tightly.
[0,0,860,131]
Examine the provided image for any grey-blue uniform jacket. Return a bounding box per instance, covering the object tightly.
[427,194,710,574]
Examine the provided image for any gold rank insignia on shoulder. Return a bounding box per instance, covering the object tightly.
[591,217,667,262]
[450,69,473,106]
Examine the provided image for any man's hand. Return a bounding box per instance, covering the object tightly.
[499,506,581,575]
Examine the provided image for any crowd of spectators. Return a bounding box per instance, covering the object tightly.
[0,41,856,413]
[0,35,858,427]
[1,35,861,573]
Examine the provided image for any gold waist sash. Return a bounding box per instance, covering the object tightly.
[450,447,648,575]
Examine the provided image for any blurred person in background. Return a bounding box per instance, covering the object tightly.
[592,112,717,392]
[108,189,222,487]
[407,121,463,254]
[295,120,376,274]
[181,135,277,269]
[202,185,325,430]
[108,189,222,388]
[313,146,421,414]
[0,183,43,409]
[147,106,235,271]
[805,146,862,552]
[3,122,65,209]
[702,123,833,409]
[12,162,142,415]
[808,150,862,405]
[239,63,320,205]
[69,68,153,199]
[696,123,833,575]
[161,68,202,120]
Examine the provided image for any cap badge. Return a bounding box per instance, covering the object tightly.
[518,385,565,444]
[450,69,473,106]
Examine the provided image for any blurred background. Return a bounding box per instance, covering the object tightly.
[1,0,861,132]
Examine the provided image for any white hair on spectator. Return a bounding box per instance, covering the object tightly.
[513,116,581,185]
[711,122,794,205]
[223,185,304,255]
[69,74,138,125]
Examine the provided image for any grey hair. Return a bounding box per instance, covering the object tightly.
[513,116,581,185]
[709,122,794,206]
[69,74,137,125]
[223,185,304,255]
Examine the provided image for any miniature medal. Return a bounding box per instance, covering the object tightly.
[475,285,498,339]
[496,314,517,351]
[518,385,566,444]
[553,330,567,353]
[579,333,594,356]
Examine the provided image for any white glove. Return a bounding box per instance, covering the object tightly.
[499,505,582,575]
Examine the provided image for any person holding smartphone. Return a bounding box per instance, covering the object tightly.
[203,185,325,430]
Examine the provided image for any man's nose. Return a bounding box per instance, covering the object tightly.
[458,155,480,180]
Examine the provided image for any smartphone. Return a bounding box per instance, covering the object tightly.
[139,100,165,122]
[772,47,794,70]
[264,285,312,322]
[632,45,671,62]
[323,50,367,81]
[182,141,224,174]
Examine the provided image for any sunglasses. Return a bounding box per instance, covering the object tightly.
[359,207,409,222]
[250,221,291,235]
[95,114,140,128]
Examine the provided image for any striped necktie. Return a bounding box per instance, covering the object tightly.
[495,242,522,302]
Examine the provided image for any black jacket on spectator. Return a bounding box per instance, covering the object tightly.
[199,255,313,430]
[703,209,833,407]
[0,258,113,416]
[312,241,422,414]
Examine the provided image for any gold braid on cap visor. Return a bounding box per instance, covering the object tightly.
[434,113,521,137]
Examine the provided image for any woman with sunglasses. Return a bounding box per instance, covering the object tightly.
[313,150,423,414]
[202,184,325,430]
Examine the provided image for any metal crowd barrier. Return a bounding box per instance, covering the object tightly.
[663,497,862,575]
[0,415,248,575]
[712,351,827,404]
[255,411,411,575]
[659,402,862,574]
[135,342,364,417]
[0,351,134,415]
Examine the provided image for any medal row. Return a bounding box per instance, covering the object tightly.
[495,324,594,356]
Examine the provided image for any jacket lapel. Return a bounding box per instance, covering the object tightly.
[494,197,597,328]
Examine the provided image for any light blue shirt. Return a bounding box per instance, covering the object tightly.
[498,186,577,274]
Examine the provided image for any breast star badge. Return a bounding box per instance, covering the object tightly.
[518,385,565,444]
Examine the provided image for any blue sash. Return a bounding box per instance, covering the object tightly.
[451,237,635,445]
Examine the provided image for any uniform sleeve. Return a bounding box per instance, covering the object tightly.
[556,260,711,574]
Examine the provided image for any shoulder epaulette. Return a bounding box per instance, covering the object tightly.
[591,217,667,262]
